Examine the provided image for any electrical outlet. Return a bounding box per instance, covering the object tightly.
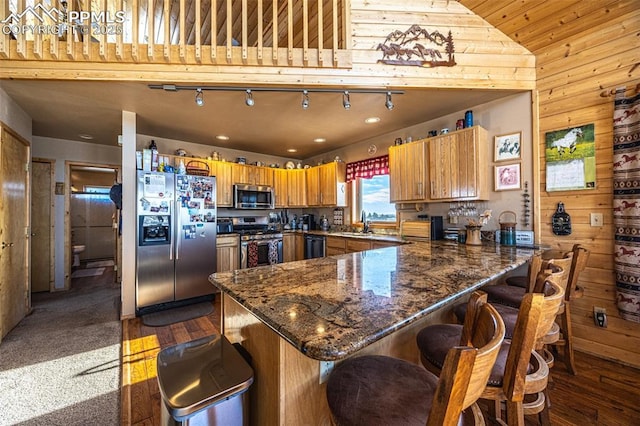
[319,360,335,384]
[590,213,603,227]
[594,306,607,328]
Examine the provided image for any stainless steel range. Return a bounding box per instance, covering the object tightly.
[233,217,283,269]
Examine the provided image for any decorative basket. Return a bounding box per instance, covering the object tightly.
[186,160,210,176]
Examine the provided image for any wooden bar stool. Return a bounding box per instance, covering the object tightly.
[484,255,572,309]
[326,292,505,426]
[546,245,590,375]
[417,278,564,426]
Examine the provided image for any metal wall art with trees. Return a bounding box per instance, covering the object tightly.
[376,25,456,67]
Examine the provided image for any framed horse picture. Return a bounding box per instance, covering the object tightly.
[494,163,521,191]
[494,131,522,162]
[545,123,595,191]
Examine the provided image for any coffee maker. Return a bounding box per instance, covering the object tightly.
[301,214,316,230]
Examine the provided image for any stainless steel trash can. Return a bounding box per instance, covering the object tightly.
[157,334,254,426]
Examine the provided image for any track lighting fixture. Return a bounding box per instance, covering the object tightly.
[342,91,351,110]
[245,89,254,106]
[385,91,394,110]
[195,88,204,107]
[149,85,404,110]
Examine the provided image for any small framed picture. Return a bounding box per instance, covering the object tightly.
[494,131,522,162]
[495,163,521,191]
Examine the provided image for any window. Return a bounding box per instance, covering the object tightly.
[361,175,396,222]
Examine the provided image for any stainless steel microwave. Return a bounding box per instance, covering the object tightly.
[233,184,275,209]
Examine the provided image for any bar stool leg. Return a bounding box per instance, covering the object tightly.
[561,303,578,375]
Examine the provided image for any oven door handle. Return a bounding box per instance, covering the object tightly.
[240,243,246,268]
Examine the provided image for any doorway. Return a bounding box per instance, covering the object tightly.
[31,158,55,293]
[65,162,121,290]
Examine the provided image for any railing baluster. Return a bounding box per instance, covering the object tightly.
[99,0,107,60]
[83,0,91,59]
[131,0,139,60]
[15,0,26,58]
[163,0,170,60]
[195,0,201,61]
[302,0,308,65]
[225,0,231,62]
[241,0,247,62]
[115,0,123,59]
[272,0,277,62]
[179,0,185,60]
[287,0,292,63]
[146,0,153,59]
[210,0,217,62]
[33,0,43,59]
[50,0,60,59]
[257,0,263,63]
[65,0,75,59]
[317,0,323,65]
[0,0,8,58]
[332,0,337,64]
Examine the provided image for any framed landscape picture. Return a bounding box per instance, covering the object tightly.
[494,131,522,162]
[495,163,521,191]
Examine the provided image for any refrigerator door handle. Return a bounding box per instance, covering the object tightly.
[176,204,181,260]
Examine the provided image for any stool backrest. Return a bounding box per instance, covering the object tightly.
[524,254,543,293]
[428,300,505,426]
[541,250,573,294]
[566,244,590,301]
[502,278,564,400]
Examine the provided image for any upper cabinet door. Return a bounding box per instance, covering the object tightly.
[273,168,288,208]
[389,141,427,202]
[428,126,488,201]
[213,161,234,207]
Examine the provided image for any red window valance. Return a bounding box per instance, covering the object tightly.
[346,155,389,182]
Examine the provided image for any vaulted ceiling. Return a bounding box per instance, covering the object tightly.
[1,1,599,158]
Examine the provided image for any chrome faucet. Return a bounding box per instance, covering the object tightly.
[361,210,370,233]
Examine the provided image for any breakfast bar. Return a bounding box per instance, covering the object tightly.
[209,240,537,425]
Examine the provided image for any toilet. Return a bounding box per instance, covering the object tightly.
[72,245,85,267]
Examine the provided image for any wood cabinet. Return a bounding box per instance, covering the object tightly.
[389,140,428,202]
[287,169,307,207]
[232,163,273,186]
[389,126,489,203]
[216,234,239,272]
[371,241,400,249]
[306,162,347,207]
[428,126,488,201]
[213,161,233,207]
[295,233,305,260]
[283,233,296,263]
[346,239,372,253]
[273,168,288,208]
[326,236,347,256]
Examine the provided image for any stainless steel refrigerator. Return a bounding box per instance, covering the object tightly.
[136,171,217,311]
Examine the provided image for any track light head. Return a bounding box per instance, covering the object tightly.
[245,89,254,107]
[343,91,351,110]
[195,88,204,107]
[302,90,310,109]
[385,91,394,110]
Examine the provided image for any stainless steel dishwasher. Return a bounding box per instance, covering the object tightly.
[304,235,326,259]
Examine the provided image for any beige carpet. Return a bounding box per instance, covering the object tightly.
[0,273,121,425]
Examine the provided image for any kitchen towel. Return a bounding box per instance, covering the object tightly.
[248,241,259,268]
[268,240,279,265]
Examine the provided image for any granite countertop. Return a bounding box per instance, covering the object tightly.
[209,240,537,361]
[283,229,407,243]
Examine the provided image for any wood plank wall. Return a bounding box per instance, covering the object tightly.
[461,0,640,368]
[536,6,640,368]
[0,1,535,91]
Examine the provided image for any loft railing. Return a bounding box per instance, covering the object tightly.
[0,0,351,67]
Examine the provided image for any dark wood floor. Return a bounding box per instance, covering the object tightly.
[121,301,640,426]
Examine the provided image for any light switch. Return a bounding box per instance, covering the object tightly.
[590,213,603,227]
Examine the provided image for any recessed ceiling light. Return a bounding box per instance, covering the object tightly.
[78,134,93,140]
[365,117,380,124]
[216,135,230,141]
[314,138,326,143]
[287,148,297,153]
